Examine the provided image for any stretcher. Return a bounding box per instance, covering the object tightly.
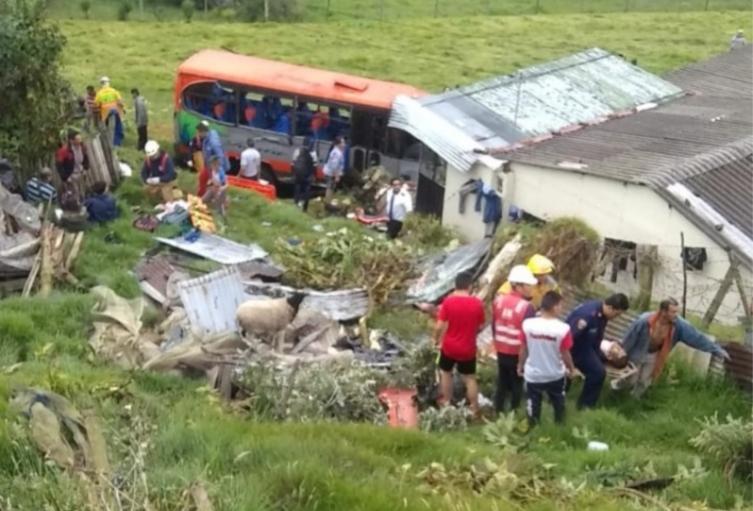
[226,175,277,201]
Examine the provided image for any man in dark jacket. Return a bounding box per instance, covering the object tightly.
[141,140,177,203]
[566,293,629,409]
[293,137,316,212]
[84,181,118,223]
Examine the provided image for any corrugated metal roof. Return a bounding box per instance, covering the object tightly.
[510,46,753,265]
[178,266,247,336]
[156,234,268,265]
[244,281,369,322]
[388,47,682,172]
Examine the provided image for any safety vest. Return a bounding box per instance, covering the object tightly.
[95,86,123,121]
[492,292,532,355]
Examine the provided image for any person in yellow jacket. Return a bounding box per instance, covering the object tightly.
[94,76,125,122]
[498,254,559,309]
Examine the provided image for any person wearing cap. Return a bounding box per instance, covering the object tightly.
[95,76,125,146]
[730,29,747,50]
[492,264,538,413]
[566,293,630,409]
[202,154,228,218]
[239,138,261,180]
[497,254,559,310]
[24,167,58,206]
[141,140,176,203]
[196,122,229,189]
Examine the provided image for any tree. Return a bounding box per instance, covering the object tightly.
[181,0,195,22]
[0,1,72,180]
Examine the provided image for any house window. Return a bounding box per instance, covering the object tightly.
[602,238,637,283]
[682,247,707,271]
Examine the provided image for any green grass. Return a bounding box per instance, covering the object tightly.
[46,0,753,21]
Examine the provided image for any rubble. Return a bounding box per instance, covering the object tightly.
[244,281,369,322]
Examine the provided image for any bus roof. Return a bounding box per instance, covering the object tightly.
[177,49,426,111]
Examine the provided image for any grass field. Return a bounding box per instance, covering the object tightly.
[0,6,751,510]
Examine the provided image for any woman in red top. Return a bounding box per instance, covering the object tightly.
[433,271,485,414]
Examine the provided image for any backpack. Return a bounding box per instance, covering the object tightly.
[293,150,314,180]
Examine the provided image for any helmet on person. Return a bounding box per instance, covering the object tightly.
[100,76,110,85]
[527,254,555,275]
[144,140,160,158]
[508,265,538,286]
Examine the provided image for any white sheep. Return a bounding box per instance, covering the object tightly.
[236,293,306,341]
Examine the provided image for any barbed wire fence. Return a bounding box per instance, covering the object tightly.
[303,0,750,21]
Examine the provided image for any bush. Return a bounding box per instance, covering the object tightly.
[181,0,195,22]
[79,0,91,18]
[690,414,752,482]
[117,1,133,21]
[0,1,72,179]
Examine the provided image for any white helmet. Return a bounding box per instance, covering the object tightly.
[144,140,160,158]
[508,264,538,286]
[100,76,110,85]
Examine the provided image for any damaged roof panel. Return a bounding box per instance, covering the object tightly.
[178,266,247,335]
[390,48,682,172]
[156,234,268,265]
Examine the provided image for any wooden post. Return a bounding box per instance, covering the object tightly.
[636,244,657,311]
[624,0,629,11]
[701,258,737,328]
[680,232,688,316]
[264,0,270,21]
[535,0,541,14]
[434,0,439,17]
[704,0,710,10]
[204,0,208,15]
[139,0,144,14]
[326,0,331,17]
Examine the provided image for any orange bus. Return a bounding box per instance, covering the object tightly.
[174,49,426,185]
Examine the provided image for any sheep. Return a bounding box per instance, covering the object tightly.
[236,292,306,342]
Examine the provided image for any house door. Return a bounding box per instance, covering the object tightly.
[416,173,444,218]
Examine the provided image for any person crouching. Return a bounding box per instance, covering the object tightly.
[141,140,176,203]
[203,155,228,218]
[518,291,576,427]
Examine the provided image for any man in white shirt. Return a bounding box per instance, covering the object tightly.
[518,291,576,427]
[383,178,413,239]
[323,136,345,201]
[239,138,261,180]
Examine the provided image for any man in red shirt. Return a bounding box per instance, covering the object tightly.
[492,265,538,413]
[433,271,486,414]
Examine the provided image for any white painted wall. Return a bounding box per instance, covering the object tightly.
[505,161,753,324]
[442,163,500,242]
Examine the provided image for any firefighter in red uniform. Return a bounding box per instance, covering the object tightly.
[491,265,538,413]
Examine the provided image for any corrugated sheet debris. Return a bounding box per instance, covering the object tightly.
[156,233,268,265]
[244,281,369,322]
[178,266,247,335]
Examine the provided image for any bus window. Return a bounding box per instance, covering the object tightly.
[386,128,420,160]
[295,102,350,141]
[183,82,237,125]
[241,91,294,135]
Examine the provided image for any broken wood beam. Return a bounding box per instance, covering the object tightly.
[635,244,657,311]
[701,257,737,329]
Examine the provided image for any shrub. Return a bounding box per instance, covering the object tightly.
[117,0,133,21]
[181,0,195,22]
[690,413,752,482]
[237,0,301,22]
[79,0,91,18]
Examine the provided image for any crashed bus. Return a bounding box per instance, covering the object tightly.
[174,49,426,185]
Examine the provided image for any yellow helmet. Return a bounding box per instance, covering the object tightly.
[527,254,555,275]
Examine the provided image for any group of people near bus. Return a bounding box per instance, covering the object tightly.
[433,254,730,427]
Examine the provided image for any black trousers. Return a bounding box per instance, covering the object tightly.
[387,219,403,239]
[137,125,148,151]
[573,348,606,409]
[495,354,522,412]
[293,178,311,212]
[526,378,566,426]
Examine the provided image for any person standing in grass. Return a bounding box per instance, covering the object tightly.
[518,291,576,427]
[433,271,485,415]
[383,178,413,240]
[131,88,148,151]
[202,155,229,218]
[239,138,261,180]
[323,135,345,201]
[492,265,537,414]
[620,298,730,398]
[292,137,316,211]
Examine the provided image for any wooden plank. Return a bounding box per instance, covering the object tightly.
[22,249,42,297]
[65,232,84,271]
[701,259,736,329]
[635,244,657,311]
[38,226,53,298]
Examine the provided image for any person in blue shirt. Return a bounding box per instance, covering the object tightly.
[25,167,58,205]
[141,140,177,203]
[196,123,229,179]
[84,181,118,223]
[566,293,629,409]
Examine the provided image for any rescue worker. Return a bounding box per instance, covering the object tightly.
[566,293,630,409]
[620,298,729,398]
[491,265,537,413]
[498,254,559,309]
[95,76,125,147]
[141,140,177,203]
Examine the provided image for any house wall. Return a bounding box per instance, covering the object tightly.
[442,163,500,242]
[508,161,752,325]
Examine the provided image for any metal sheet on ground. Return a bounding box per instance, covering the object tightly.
[244,281,369,322]
[178,266,247,335]
[156,234,268,265]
